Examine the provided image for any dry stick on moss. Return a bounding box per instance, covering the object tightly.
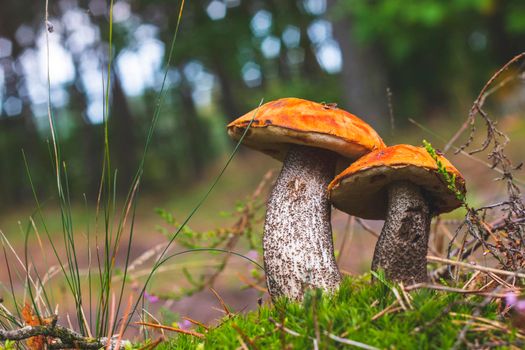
[181,316,209,331]
[135,322,204,338]
[404,283,513,298]
[451,312,525,339]
[324,332,380,350]
[0,324,130,349]
[370,301,401,321]
[427,255,525,279]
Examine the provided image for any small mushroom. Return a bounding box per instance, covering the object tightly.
[228,98,384,300]
[329,144,465,284]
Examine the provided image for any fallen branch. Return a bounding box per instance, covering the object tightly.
[182,316,209,330]
[135,322,204,338]
[404,282,514,298]
[0,324,130,349]
[427,255,525,279]
[371,301,401,321]
[324,331,380,350]
[450,312,525,340]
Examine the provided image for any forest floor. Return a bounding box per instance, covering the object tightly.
[1,115,524,328]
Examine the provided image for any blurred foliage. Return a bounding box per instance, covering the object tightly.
[337,0,525,116]
[0,0,524,208]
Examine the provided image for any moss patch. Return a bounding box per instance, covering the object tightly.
[156,275,519,349]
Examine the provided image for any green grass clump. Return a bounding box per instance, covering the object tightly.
[157,275,517,349]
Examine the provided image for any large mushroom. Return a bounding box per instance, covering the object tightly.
[228,98,385,300]
[329,144,465,284]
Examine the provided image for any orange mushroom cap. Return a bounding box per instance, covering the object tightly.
[329,144,466,220]
[227,97,385,161]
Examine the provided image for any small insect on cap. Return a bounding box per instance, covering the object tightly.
[227,97,385,162]
[329,144,466,220]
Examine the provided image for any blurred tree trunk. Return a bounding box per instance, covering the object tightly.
[0,60,43,205]
[486,2,525,65]
[60,8,103,197]
[327,0,388,131]
[213,59,241,121]
[178,81,207,180]
[68,84,103,196]
[0,3,45,206]
[299,23,321,78]
[109,71,137,189]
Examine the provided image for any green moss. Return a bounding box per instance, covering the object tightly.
[157,275,517,349]
[423,139,466,203]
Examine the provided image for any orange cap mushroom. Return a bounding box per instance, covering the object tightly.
[227,97,384,300]
[227,97,385,161]
[329,144,466,284]
[329,144,466,220]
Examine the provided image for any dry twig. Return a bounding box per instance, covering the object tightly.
[135,322,204,338]
[0,325,130,349]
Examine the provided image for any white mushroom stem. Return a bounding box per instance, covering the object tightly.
[264,145,341,301]
[371,181,431,283]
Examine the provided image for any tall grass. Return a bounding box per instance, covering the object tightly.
[0,0,262,343]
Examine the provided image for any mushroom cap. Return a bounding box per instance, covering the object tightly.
[329,144,466,220]
[227,97,385,161]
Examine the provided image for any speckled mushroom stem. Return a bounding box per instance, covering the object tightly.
[263,145,341,301]
[371,181,431,284]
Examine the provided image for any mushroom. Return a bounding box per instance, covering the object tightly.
[228,98,385,300]
[329,144,465,284]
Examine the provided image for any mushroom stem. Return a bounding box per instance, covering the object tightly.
[371,181,431,284]
[263,145,341,300]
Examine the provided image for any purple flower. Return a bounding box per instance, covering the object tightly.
[505,292,525,313]
[144,291,160,304]
[506,292,518,306]
[178,319,192,330]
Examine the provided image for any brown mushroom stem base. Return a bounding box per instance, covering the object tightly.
[263,145,341,301]
[371,181,431,284]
